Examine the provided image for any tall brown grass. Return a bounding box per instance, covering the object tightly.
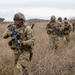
[0,21,75,75]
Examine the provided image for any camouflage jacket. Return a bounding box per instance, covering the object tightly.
[46,21,62,35]
[62,22,72,35]
[3,24,35,49]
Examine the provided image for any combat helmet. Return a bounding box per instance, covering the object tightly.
[64,17,67,20]
[58,17,62,20]
[13,12,26,21]
[51,15,56,21]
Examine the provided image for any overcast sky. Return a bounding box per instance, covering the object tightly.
[0,0,75,21]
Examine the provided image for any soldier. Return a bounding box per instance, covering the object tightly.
[3,12,35,75]
[46,15,62,50]
[62,20,72,43]
[72,18,75,32]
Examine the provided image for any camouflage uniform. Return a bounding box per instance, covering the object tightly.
[72,20,75,32]
[3,12,35,75]
[46,15,62,50]
[63,20,71,43]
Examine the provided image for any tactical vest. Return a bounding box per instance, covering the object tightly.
[64,24,71,35]
[9,25,26,50]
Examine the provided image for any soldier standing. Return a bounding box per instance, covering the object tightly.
[46,15,62,50]
[72,18,75,32]
[3,12,35,75]
[62,20,72,43]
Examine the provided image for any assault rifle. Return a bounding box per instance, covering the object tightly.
[7,24,21,53]
[47,24,62,37]
[61,27,69,35]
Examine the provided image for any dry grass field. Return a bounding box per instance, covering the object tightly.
[0,21,75,75]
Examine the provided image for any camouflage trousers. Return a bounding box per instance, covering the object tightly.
[63,35,70,44]
[73,27,75,32]
[13,51,31,75]
[49,35,61,50]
